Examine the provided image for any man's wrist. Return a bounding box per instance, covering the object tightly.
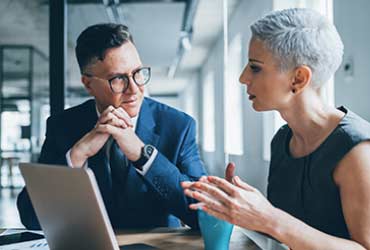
[130,143,143,162]
[70,145,88,168]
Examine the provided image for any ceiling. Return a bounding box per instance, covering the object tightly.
[0,0,241,98]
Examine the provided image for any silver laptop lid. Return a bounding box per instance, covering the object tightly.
[19,163,119,250]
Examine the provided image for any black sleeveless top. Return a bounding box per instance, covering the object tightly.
[267,107,370,238]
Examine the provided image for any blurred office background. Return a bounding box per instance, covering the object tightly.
[0,0,369,228]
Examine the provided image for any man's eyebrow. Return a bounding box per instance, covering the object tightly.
[249,58,264,64]
[106,66,143,78]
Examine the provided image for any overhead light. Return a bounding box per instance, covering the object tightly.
[102,0,125,24]
[167,0,199,78]
[181,33,192,51]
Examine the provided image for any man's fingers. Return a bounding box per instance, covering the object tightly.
[113,108,133,127]
[99,111,116,124]
[100,105,115,117]
[99,110,130,129]
[106,115,128,128]
[95,123,121,134]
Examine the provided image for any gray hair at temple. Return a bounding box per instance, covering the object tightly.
[250,8,344,88]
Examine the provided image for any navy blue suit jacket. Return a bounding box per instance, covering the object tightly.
[17,97,206,229]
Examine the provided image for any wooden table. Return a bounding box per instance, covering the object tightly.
[1,227,261,249]
[116,227,260,249]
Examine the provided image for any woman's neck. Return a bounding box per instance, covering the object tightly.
[279,89,344,157]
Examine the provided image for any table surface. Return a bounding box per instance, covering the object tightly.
[1,227,261,250]
[115,227,260,250]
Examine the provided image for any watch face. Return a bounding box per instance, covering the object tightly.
[144,145,154,158]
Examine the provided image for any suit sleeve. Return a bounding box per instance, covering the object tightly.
[143,118,207,229]
[17,116,68,230]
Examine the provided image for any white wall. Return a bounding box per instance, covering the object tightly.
[334,0,370,120]
[199,0,273,193]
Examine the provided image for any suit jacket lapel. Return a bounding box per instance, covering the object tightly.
[135,98,160,148]
[121,98,160,214]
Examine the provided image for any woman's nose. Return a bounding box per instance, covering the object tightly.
[239,66,251,86]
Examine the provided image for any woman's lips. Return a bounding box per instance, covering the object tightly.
[249,95,256,100]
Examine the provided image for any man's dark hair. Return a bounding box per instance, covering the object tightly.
[75,23,134,73]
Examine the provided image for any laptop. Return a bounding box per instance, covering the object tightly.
[19,163,156,250]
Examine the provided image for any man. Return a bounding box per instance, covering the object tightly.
[17,23,206,229]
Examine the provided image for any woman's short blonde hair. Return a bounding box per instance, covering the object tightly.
[251,8,344,88]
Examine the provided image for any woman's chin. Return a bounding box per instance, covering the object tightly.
[252,103,270,112]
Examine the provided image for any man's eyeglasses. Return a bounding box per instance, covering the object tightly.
[84,67,151,94]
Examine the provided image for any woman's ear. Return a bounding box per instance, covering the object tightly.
[81,75,94,95]
[291,65,312,94]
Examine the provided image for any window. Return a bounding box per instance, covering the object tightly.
[202,71,216,152]
[224,34,244,155]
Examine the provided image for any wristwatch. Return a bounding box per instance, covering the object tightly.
[132,144,155,170]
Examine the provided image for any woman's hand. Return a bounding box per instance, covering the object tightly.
[182,175,277,234]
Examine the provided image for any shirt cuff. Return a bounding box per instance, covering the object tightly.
[135,147,158,175]
[66,149,88,168]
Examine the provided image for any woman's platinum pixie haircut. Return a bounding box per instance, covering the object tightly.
[251,8,344,88]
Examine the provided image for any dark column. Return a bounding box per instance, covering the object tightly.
[49,0,67,115]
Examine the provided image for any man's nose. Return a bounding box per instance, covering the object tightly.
[126,77,138,94]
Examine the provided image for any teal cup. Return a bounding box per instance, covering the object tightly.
[198,209,234,250]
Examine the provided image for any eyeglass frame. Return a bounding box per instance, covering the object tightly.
[83,66,151,94]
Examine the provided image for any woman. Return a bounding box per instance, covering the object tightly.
[182,8,370,250]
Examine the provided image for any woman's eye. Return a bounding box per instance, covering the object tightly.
[249,64,261,73]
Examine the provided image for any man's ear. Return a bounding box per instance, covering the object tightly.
[81,75,94,95]
[291,65,312,94]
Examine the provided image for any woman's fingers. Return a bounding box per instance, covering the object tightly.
[181,181,193,189]
[199,176,209,182]
[184,188,226,213]
[232,176,255,192]
[225,162,236,183]
[188,202,205,210]
[180,176,209,190]
[202,206,232,224]
[207,176,238,197]
[190,181,234,204]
